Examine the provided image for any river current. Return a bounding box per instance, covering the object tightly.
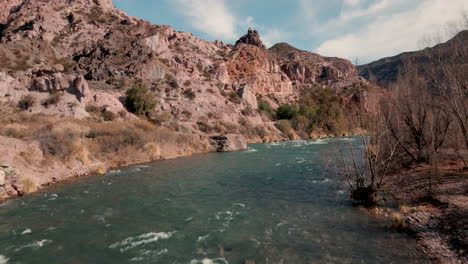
[0,138,426,263]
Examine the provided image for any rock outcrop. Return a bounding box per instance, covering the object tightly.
[269,43,361,91]
[227,44,293,96]
[210,135,248,152]
[237,84,258,109]
[235,28,266,49]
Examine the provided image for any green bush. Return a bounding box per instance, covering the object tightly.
[125,85,157,115]
[276,104,298,120]
[258,100,273,112]
[298,105,317,120]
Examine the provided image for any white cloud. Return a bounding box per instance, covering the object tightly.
[262,28,290,48]
[343,0,362,6]
[316,0,468,62]
[170,0,237,40]
[169,0,286,46]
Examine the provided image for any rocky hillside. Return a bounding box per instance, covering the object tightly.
[0,0,380,123]
[0,0,384,198]
[358,30,468,92]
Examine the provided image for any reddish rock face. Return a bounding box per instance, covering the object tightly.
[269,43,360,90]
[235,28,267,49]
[226,44,293,96]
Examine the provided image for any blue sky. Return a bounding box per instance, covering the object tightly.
[114,0,468,63]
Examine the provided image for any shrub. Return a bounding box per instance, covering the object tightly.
[169,79,179,89]
[298,105,317,120]
[95,164,107,175]
[276,104,298,120]
[183,88,196,100]
[118,110,127,118]
[228,91,241,104]
[70,141,90,165]
[41,93,62,108]
[275,120,293,135]
[21,178,37,193]
[125,85,157,115]
[254,126,267,138]
[102,110,117,121]
[18,95,36,110]
[258,100,273,112]
[197,121,213,133]
[258,100,274,119]
[143,142,160,159]
[183,80,191,87]
[85,105,100,114]
[241,107,253,116]
[292,115,311,132]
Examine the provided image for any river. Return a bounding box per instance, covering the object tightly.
[0,138,427,263]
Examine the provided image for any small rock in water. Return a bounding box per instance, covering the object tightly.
[244,261,255,264]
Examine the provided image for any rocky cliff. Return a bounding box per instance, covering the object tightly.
[358,30,468,92]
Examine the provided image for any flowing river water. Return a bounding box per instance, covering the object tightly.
[0,138,427,264]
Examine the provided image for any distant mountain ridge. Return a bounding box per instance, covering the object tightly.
[358,30,468,91]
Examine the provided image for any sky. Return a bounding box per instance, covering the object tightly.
[114,0,468,64]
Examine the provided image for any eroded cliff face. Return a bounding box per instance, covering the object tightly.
[269,43,362,90]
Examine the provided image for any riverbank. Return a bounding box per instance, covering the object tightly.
[0,111,271,201]
[379,161,468,264]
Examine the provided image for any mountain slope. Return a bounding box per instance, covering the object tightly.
[358,30,468,91]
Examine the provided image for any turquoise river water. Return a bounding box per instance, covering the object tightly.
[0,138,427,263]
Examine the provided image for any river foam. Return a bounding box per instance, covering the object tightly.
[109,232,176,252]
[190,258,228,264]
[20,229,32,235]
[15,240,52,252]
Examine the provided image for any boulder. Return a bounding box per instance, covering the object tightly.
[71,75,90,101]
[237,84,258,109]
[210,134,248,152]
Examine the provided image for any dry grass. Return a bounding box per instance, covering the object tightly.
[21,178,38,193]
[70,141,90,165]
[143,142,161,159]
[0,106,207,170]
[94,164,107,175]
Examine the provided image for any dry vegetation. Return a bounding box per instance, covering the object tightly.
[0,102,211,171]
[337,24,468,263]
